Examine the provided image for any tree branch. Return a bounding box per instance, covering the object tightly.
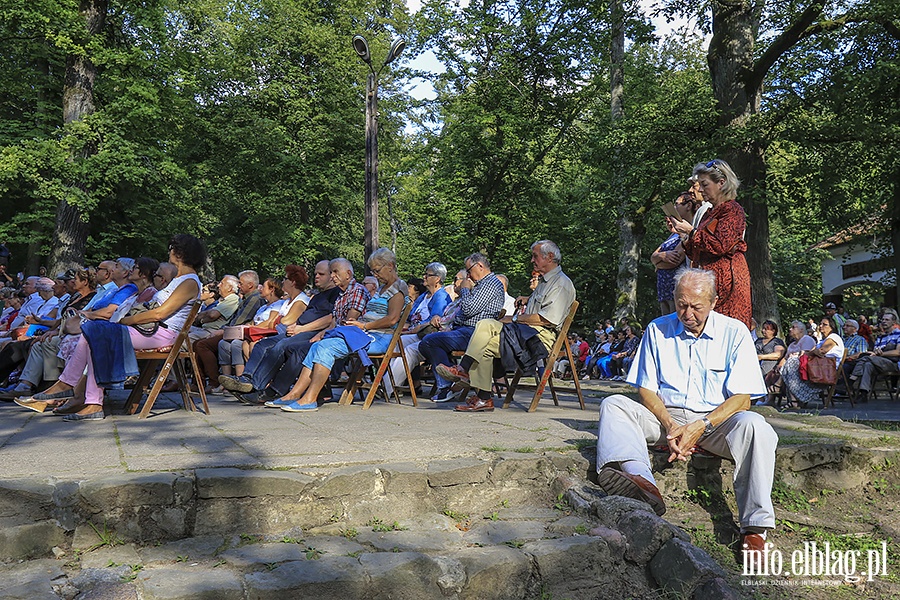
[748,2,825,91]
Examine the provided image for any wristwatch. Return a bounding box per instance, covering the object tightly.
[512,314,518,323]
[701,417,714,436]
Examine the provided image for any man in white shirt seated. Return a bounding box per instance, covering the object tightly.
[595,268,776,565]
[496,274,517,318]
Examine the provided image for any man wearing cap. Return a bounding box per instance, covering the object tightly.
[824,302,846,335]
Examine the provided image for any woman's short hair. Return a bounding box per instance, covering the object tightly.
[790,320,805,332]
[407,277,427,297]
[284,265,309,290]
[761,319,779,336]
[72,266,97,290]
[367,247,396,270]
[264,277,283,299]
[692,159,740,200]
[168,234,207,271]
[203,282,220,300]
[425,262,447,281]
[820,315,838,331]
[134,257,160,281]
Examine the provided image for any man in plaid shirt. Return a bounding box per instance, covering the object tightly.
[438,240,575,412]
[419,253,506,402]
[224,258,369,405]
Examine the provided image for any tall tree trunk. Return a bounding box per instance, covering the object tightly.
[610,0,638,321]
[48,0,107,274]
[707,0,781,326]
[892,163,900,306]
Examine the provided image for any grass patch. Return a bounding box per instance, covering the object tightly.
[481,445,507,452]
[367,518,408,532]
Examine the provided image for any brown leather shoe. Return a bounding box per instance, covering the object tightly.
[454,396,494,412]
[597,467,666,516]
[436,364,470,384]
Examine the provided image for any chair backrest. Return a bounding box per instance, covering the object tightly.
[171,301,202,353]
[546,301,579,364]
[371,301,414,357]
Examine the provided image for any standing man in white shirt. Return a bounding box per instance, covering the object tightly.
[595,268,776,561]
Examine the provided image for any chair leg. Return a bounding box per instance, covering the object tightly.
[187,351,210,414]
[503,370,522,409]
[547,373,560,406]
[363,357,394,410]
[125,361,157,415]
[529,360,552,412]
[139,358,173,419]
[339,363,366,406]
[173,359,192,411]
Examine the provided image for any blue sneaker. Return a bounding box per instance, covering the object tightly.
[280,401,318,412]
[264,397,297,408]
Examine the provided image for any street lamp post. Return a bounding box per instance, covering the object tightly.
[352,35,405,262]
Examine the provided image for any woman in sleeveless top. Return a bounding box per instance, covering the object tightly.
[35,235,205,420]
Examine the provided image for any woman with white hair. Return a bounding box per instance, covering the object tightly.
[669,159,751,328]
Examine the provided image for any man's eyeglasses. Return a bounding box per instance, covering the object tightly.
[423,272,437,278]
[465,263,481,275]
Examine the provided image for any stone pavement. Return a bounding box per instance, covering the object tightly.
[2,380,900,600]
[0,381,616,480]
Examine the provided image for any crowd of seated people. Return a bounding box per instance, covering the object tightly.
[0,237,588,419]
[0,235,203,419]
[749,303,893,409]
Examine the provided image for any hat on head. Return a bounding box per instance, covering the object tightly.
[116,257,135,271]
[824,302,837,309]
[845,319,859,330]
[56,270,74,281]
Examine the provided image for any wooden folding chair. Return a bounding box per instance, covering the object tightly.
[502,301,585,412]
[123,302,210,418]
[820,350,849,409]
[338,302,418,410]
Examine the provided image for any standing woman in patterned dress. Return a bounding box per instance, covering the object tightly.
[669,159,752,328]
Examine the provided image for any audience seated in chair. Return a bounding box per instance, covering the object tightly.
[419,253,506,403]
[265,248,406,413]
[218,259,362,405]
[26,235,206,420]
[434,240,576,412]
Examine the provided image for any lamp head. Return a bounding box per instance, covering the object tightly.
[384,38,406,66]
[352,35,371,64]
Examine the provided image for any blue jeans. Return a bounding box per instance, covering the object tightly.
[302,331,393,372]
[244,331,318,391]
[419,326,474,389]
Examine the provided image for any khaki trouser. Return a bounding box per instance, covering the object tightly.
[466,319,556,392]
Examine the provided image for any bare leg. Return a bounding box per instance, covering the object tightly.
[296,364,331,406]
[280,367,314,401]
[41,379,74,395]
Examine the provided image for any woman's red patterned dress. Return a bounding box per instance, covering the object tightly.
[684,199,752,328]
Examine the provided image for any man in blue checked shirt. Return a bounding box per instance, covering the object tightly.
[595,268,776,560]
[419,253,506,403]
